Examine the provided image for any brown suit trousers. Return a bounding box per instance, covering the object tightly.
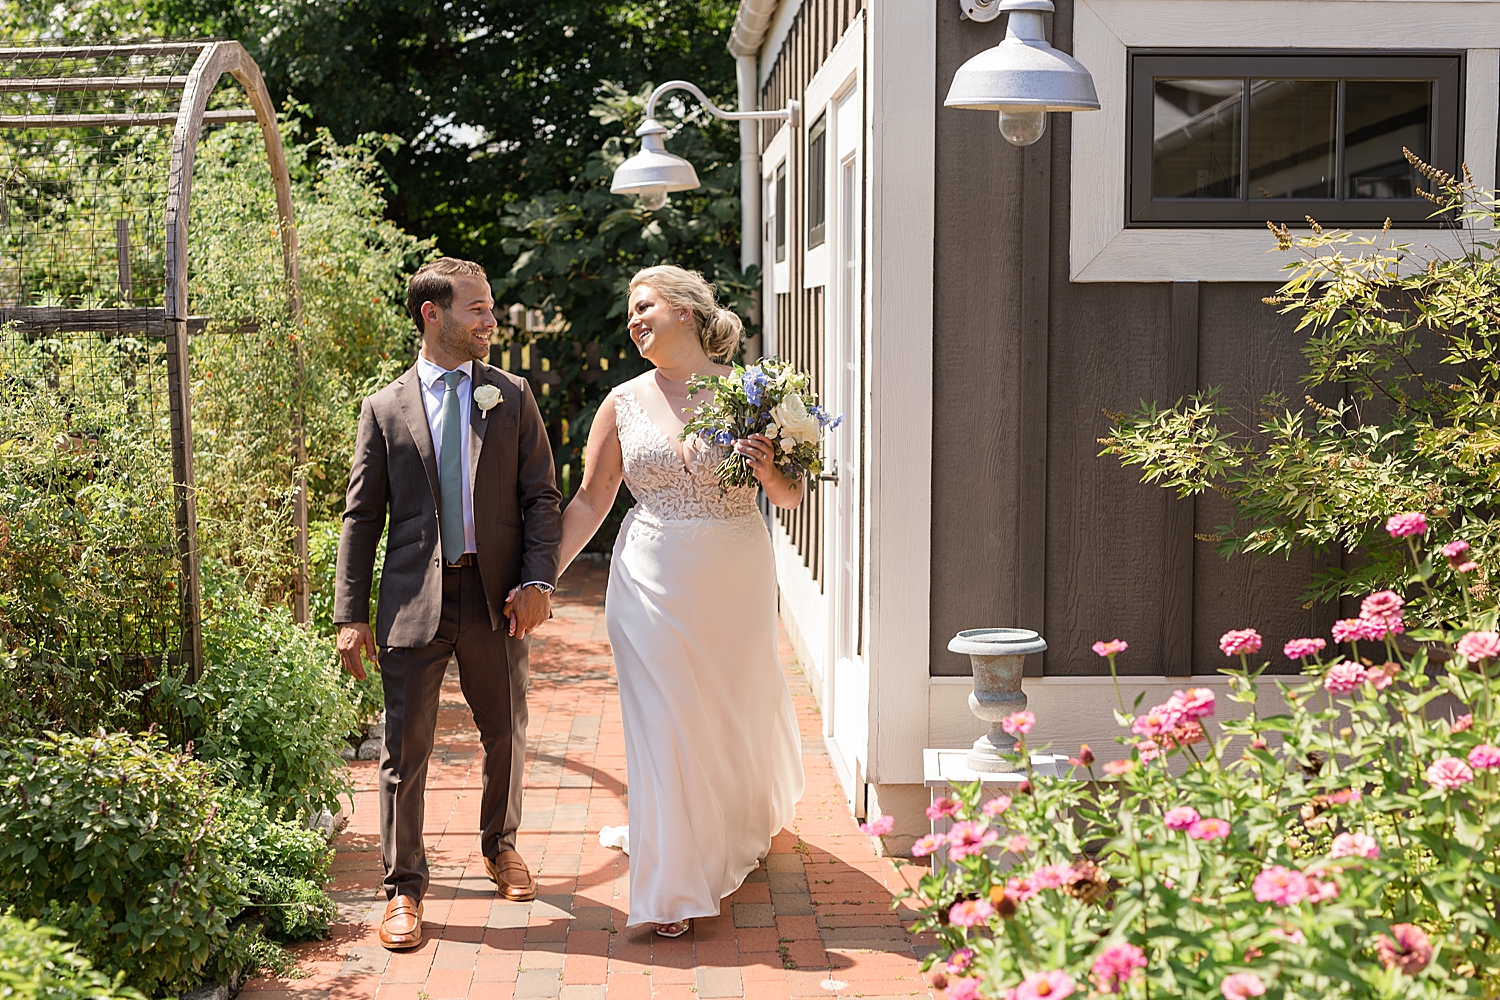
[334,361,561,900]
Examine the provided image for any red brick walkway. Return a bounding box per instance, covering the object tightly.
[243,562,935,1000]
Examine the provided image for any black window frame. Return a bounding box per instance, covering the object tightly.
[1127,50,1463,228]
[807,113,827,248]
[774,161,787,263]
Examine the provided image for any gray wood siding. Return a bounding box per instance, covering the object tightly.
[931,0,1345,677]
[760,0,863,583]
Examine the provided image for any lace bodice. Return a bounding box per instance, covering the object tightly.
[614,386,759,521]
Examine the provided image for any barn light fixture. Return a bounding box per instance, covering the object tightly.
[945,0,1100,146]
[610,80,799,210]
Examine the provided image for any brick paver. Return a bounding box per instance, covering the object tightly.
[242,561,935,999]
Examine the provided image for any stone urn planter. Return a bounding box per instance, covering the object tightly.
[947,628,1048,772]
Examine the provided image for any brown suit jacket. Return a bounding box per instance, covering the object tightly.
[333,360,562,647]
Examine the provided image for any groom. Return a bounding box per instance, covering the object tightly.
[334,257,562,950]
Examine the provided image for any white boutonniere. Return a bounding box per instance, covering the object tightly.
[473,384,502,417]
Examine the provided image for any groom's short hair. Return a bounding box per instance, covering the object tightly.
[406,257,489,334]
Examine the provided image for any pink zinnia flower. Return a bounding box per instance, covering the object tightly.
[1324,660,1366,694]
[1103,759,1135,775]
[1136,739,1162,763]
[1253,865,1310,905]
[1332,618,1377,643]
[1188,818,1230,841]
[911,833,946,858]
[1031,864,1073,889]
[1132,703,1185,737]
[1365,662,1398,690]
[1005,834,1032,854]
[1328,788,1362,805]
[1468,744,1500,770]
[1442,539,1470,563]
[1090,943,1147,994]
[1330,831,1380,859]
[1360,590,1405,627]
[1006,875,1040,902]
[860,814,894,836]
[1015,970,1076,1000]
[948,898,994,928]
[1168,687,1216,719]
[1375,924,1432,975]
[1069,745,1095,769]
[1457,561,1480,573]
[946,976,982,1000]
[1456,630,1500,663]
[1385,511,1428,538]
[1426,756,1475,790]
[1306,876,1340,903]
[1164,721,1206,749]
[1284,637,1326,659]
[948,821,1000,860]
[1002,710,1036,736]
[1219,629,1263,656]
[926,796,961,821]
[1452,713,1473,733]
[947,948,974,974]
[1164,806,1200,830]
[1220,972,1266,1000]
[1093,639,1129,657]
[982,794,1013,818]
[1271,925,1306,945]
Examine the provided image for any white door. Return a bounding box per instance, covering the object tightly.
[826,82,866,808]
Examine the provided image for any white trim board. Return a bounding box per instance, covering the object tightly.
[1070,0,1500,282]
[772,522,827,684]
[801,16,865,290]
[763,126,792,305]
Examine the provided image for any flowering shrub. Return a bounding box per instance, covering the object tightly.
[902,519,1500,999]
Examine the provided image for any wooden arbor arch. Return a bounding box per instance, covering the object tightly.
[0,40,308,679]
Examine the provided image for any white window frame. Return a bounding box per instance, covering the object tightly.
[1070,0,1500,282]
[802,22,865,289]
[763,126,791,303]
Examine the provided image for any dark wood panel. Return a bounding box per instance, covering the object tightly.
[1162,282,1199,676]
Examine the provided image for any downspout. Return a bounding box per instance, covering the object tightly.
[729,0,781,360]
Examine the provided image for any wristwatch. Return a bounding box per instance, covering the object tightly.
[521,581,555,595]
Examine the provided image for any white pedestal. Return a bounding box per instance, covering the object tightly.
[921,748,1071,870]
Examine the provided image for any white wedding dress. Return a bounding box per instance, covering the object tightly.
[606,385,804,927]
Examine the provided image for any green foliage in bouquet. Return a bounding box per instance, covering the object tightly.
[679,358,840,492]
[898,516,1500,1000]
[0,915,146,1000]
[1100,155,1499,624]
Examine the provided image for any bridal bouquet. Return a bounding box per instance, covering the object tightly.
[679,358,841,491]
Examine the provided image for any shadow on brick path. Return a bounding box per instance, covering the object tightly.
[241,562,937,1000]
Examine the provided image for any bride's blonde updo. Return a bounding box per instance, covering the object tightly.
[629,265,743,361]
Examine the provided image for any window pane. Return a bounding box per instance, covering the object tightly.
[1247,80,1336,199]
[774,164,787,263]
[1152,79,1242,199]
[807,116,827,248]
[1345,80,1432,199]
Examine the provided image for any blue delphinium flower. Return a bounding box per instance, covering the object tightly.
[714,429,735,446]
[742,367,769,408]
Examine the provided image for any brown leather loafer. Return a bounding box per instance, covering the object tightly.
[485,849,537,901]
[378,895,423,950]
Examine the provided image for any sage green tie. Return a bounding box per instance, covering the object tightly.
[439,369,466,564]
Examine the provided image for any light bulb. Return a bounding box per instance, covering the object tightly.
[640,190,668,211]
[998,109,1047,147]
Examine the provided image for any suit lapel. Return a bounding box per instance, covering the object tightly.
[468,361,496,493]
[396,366,441,508]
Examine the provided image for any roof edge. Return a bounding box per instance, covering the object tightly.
[727,0,783,56]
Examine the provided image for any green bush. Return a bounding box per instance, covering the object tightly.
[170,592,357,819]
[308,517,384,725]
[0,915,146,1000]
[219,795,336,941]
[0,732,254,995]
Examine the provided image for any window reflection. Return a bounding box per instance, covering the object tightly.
[1345,80,1432,198]
[1247,80,1336,198]
[1153,79,1242,198]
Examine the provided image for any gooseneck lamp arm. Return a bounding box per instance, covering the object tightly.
[644,79,801,127]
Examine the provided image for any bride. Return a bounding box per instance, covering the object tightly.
[550,264,805,937]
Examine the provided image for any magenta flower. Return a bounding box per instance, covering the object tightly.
[947,948,974,974]
[1090,943,1147,994]
[1453,713,1474,732]
[1284,637,1327,659]
[1006,875,1040,902]
[859,814,895,836]
[1005,834,1032,854]
[1365,662,1397,690]
[911,833,946,858]
[1015,970,1076,1000]
[1253,866,1310,906]
[1330,831,1380,859]
[1442,539,1470,563]
[1332,618,1378,643]
[948,898,994,928]
[1132,703,1185,737]
[1385,511,1428,538]
[1032,864,1072,889]
[1426,755,1475,790]
[1136,739,1162,763]
[926,796,961,821]
[1306,876,1340,903]
[1092,639,1129,657]
[1360,590,1405,629]
[1468,744,1500,770]
[1328,788,1363,805]
[1324,660,1367,694]
[948,821,1000,860]
[1002,710,1037,736]
[1457,560,1480,573]
[946,976,982,1000]
[1456,630,1500,663]
[982,794,1013,818]
[1220,972,1267,1000]
[1219,629,1263,656]
[1187,818,1230,841]
[1375,924,1432,975]
[1164,806,1200,830]
[1167,687,1216,719]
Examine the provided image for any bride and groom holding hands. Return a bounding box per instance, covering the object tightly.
[333,257,806,948]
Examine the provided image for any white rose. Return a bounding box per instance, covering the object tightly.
[769,393,821,445]
[474,384,503,413]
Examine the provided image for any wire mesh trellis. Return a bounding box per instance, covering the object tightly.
[0,40,304,732]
